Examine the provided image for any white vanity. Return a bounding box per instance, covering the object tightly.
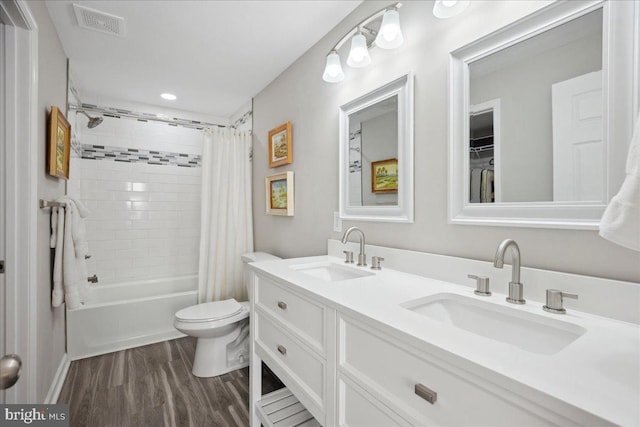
[248,241,640,427]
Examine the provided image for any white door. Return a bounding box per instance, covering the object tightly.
[551,71,603,202]
[0,1,36,402]
[1,21,6,403]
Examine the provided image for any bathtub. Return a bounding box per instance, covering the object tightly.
[66,275,198,360]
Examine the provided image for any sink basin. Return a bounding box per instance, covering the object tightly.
[402,293,586,355]
[290,262,374,282]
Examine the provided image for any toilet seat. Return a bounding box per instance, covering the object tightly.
[175,299,243,323]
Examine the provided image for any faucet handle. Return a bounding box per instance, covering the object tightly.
[343,250,354,263]
[543,289,578,314]
[468,274,491,296]
[371,256,384,270]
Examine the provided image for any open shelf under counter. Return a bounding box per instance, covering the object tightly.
[256,387,321,427]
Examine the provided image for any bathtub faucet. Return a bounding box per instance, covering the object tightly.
[87,274,98,284]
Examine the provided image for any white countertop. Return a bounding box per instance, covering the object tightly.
[249,255,640,426]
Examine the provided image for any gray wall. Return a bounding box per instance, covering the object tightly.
[30,1,67,402]
[252,0,640,283]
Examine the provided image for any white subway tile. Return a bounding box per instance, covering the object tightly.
[148,192,180,202]
[115,229,148,240]
[131,182,149,192]
[113,191,149,202]
[85,220,132,230]
[148,211,180,220]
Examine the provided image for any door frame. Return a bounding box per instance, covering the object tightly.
[0,0,39,403]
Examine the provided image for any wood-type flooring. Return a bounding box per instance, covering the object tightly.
[58,337,284,427]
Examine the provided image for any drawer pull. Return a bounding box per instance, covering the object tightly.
[277,301,287,310]
[415,383,437,404]
[277,345,287,356]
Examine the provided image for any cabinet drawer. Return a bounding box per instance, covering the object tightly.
[256,311,325,413]
[339,316,556,426]
[255,275,325,353]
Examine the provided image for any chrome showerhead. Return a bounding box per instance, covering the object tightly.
[78,110,104,129]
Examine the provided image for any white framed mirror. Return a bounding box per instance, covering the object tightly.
[339,73,414,223]
[449,0,639,229]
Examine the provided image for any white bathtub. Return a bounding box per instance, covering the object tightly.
[66,275,198,360]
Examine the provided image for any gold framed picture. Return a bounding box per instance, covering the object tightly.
[265,171,294,216]
[268,121,292,168]
[371,158,398,193]
[47,106,71,180]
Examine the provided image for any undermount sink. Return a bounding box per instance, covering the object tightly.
[402,293,586,355]
[290,262,374,282]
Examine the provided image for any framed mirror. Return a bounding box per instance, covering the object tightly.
[339,73,414,223]
[449,0,638,229]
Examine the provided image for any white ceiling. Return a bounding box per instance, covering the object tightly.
[46,1,361,118]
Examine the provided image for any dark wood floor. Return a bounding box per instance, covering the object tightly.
[58,337,284,427]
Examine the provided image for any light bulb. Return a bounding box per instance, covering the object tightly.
[433,0,469,19]
[375,8,404,49]
[322,51,344,83]
[347,32,371,68]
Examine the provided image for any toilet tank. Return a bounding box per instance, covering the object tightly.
[241,252,281,292]
[241,252,281,264]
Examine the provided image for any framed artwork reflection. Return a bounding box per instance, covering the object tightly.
[47,106,71,180]
[265,171,294,216]
[268,121,292,168]
[371,158,398,193]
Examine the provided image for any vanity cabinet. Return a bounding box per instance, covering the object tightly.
[251,274,335,426]
[250,269,618,427]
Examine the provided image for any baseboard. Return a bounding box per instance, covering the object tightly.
[44,353,70,404]
[68,330,186,361]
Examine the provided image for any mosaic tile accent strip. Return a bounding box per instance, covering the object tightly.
[80,144,201,167]
[71,131,82,157]
[232,110,252,129]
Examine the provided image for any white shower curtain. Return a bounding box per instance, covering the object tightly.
[198,127,254,303]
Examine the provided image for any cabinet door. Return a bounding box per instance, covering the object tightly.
[338,374,411,427]
[338,315,580,427]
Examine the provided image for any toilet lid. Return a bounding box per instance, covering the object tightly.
[175,299,244,323]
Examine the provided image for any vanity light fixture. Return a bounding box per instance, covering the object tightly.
[375,7,404,49]
[322,2,403,83]
[347,31,372,68]
[160,92,177,101]
[322,50,345,82]
[433,0,469,19]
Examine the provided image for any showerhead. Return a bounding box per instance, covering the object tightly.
[78,110,104,129]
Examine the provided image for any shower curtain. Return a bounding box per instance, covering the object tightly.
[198,127,253,303]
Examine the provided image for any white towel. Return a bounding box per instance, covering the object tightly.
[599,111,640,251]
[54,197,91,309]
[51,207,65,307]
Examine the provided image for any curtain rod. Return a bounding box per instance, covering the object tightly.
[69,103,229,131]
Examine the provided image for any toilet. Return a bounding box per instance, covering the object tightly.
[174,251,281,377]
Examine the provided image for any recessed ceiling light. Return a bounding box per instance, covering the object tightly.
[161,93,177,101]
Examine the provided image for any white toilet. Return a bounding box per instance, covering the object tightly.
[174,251,280,377]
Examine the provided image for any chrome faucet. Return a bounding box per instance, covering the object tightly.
[493,239,525,304]
[341,226,366,266]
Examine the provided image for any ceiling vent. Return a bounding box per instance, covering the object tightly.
[73,4,125,37]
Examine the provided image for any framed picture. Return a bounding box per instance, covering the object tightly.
[371,158,398,193]
[47,106,71,180]
[268,121,292,168]
[265,171,294,216]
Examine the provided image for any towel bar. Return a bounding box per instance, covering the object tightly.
[40,200,67,209]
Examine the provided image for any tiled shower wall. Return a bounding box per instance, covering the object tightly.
[68,117,203,285]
